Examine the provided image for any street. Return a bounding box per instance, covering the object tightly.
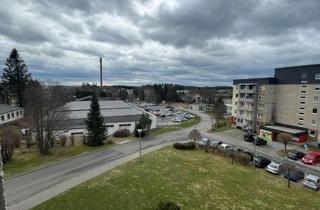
[4,109,320,210]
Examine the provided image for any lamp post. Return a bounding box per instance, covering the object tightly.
[137,129,143,158]
[0,145,7,210]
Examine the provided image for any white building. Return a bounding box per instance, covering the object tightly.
[59,100,157,136]
[0,104,24,125]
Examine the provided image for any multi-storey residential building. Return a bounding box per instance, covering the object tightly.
[231,64,320,143]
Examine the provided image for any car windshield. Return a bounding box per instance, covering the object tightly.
[305,155,314,160]
[305,178,316,184]
[269,164,278,169]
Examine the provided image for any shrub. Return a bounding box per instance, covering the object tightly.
[173,141,196,150]
[70,135,75,146]
[0,137,15,163]
[235,152,252,165]
[153,201,180,210]
[26,132,33,148]
[0,127,22,148]
[59,135,67,147]
[113,129,131,138]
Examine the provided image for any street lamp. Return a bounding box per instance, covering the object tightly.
[137,129,143,158]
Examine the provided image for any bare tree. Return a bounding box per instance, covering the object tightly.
[0,137,15,163]
[277,133,292,152]
[24,81,68,155]
[188,129,202,142]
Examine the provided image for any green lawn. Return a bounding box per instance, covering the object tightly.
[33,147,320,210]
[209,117,233,133]
[150,115,201,136]
[4,142,111,178]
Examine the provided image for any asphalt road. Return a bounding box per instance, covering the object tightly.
[5,109,319,209]
[4,109,211,210]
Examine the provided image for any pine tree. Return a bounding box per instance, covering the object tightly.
[2,48,31,107]
[85,95,107,146]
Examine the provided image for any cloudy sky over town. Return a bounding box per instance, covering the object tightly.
[0,0,320,86]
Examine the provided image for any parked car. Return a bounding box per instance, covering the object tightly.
[210,140,222,147]
[287,150,305,160]
[303,174,320,191]
[180,117,188,122]
[254,156,271,168]
[166,113,174,117]
[169,108,175,112]
[198,138,210,147]
[172,118,181,123]
[266,162,284,175]
[253,137,267,146]
[284,169,305,182]
[218,143,232,151]
[302,152,320,165]
[244,133,255,142]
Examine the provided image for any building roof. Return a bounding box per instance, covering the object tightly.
[233,77,277,85]
[62,100,143,120]
[0,104,22,115]
[260,124,307,136]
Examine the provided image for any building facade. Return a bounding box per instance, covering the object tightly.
[0,104,24,126]
[231,64,320,143]
[59,100,157,136]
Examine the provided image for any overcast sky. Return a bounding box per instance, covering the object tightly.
[0,0,320,86]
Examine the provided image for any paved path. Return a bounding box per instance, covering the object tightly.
[5,109,210,210]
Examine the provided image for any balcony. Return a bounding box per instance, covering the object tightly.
[238,88,256,94]
[238,97,255,103]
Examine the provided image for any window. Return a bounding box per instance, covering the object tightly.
[11,113,14,118]
[298,117,304,121]
[312,108,318,114]
[258,95,264,100]
[1,115,4,121]
[235,94,238,98]
[298,112,304,116]
[311,119,317,125]
[16,111,19,116]
[300,96,306,99]
[235,102,237,105]
[119,123,131,127]
[315,73,320,80]
[259,85,265,90]
[20,110,23,115]
[314,96,320,103]
[257,113,264,118]
[300,101,306,105]
[234,110,237,113]
[299,107,305,110]
[298,123,303,126]
[309,130,316,137]
[302,73,308,79]
[106,125,114,128]
[301,85,307,88]
[300,90,307,94]
[258,104,264,109]
[7,114,10,119]
[315,86,320,91]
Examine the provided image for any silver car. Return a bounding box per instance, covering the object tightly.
[303,174,320,191]
[265,162,283,175]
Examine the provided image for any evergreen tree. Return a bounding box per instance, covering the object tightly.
[134,113,152,137]
[2,48,31,107]
[85,95,107,146]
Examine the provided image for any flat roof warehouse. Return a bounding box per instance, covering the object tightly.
[59,100,149,131]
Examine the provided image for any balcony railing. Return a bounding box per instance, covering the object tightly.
[238,97,255,102]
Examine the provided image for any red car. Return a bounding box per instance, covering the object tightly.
[302,152,320,165]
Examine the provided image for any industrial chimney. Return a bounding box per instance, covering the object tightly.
[100,57,103,87]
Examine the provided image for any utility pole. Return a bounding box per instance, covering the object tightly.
[99,57,103,87]
[0,146,7,210]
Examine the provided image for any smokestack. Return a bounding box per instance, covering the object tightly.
[100,57,103,87]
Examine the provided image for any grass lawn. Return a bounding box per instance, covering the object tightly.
[150,115,201,136]
[33,148,320,210]
[209,117,233,133]
[4,141,111,178]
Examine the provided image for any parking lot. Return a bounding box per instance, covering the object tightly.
[141,104,195,127]
[198,130,320,191]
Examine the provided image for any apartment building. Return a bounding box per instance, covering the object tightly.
[231,64,320,143]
